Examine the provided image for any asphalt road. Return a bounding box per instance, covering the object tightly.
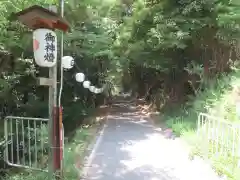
[81,102,221,180]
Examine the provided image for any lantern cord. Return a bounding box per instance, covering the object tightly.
[58,0,64,107]
[57,0,65,176]
[58,32,64,107]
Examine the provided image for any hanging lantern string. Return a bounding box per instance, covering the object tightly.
[63,75,105,94]
[75,72,107,94]
[60,57,106,94]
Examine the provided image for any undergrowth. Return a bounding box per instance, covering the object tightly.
[164,69,240,180]
[5,125,95,180]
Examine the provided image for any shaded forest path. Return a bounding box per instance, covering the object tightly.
[81,99,221,180]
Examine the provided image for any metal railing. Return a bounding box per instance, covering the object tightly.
[197,113,240,171]
[4,116,49,171]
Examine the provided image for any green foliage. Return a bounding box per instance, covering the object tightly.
[165,69,240,179]
[0,0,116,122]
[2,0,240,179]
[0,0,117,177]
[116,0,240,98]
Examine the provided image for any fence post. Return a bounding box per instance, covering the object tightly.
[235,100,240,168]
[238,125,240,168]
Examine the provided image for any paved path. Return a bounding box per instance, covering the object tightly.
[82,101,221,180]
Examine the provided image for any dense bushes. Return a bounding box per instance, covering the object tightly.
[2,0,240,179]
[163,69,240,179]
[114,1,240,179]
[0,0,116,177]
[116,0,240,105]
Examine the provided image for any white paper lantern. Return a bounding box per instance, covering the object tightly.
[93,88,99,94]
[62,56,74,69]
[75,73,85,82]
[83,81,90,89]
[94,88,101,94]
[99,88,104,93]
[33,28,57,67]
[89,86,95,93]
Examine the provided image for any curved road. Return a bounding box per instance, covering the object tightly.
[81,101,221,180]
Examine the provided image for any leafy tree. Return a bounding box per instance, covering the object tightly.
[115,0,240,109]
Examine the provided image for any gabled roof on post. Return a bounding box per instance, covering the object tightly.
[10,5,70,32]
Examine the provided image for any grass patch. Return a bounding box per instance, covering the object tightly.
[164,69,240,180]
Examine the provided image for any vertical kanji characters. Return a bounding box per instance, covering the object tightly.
[44,32,56,62]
